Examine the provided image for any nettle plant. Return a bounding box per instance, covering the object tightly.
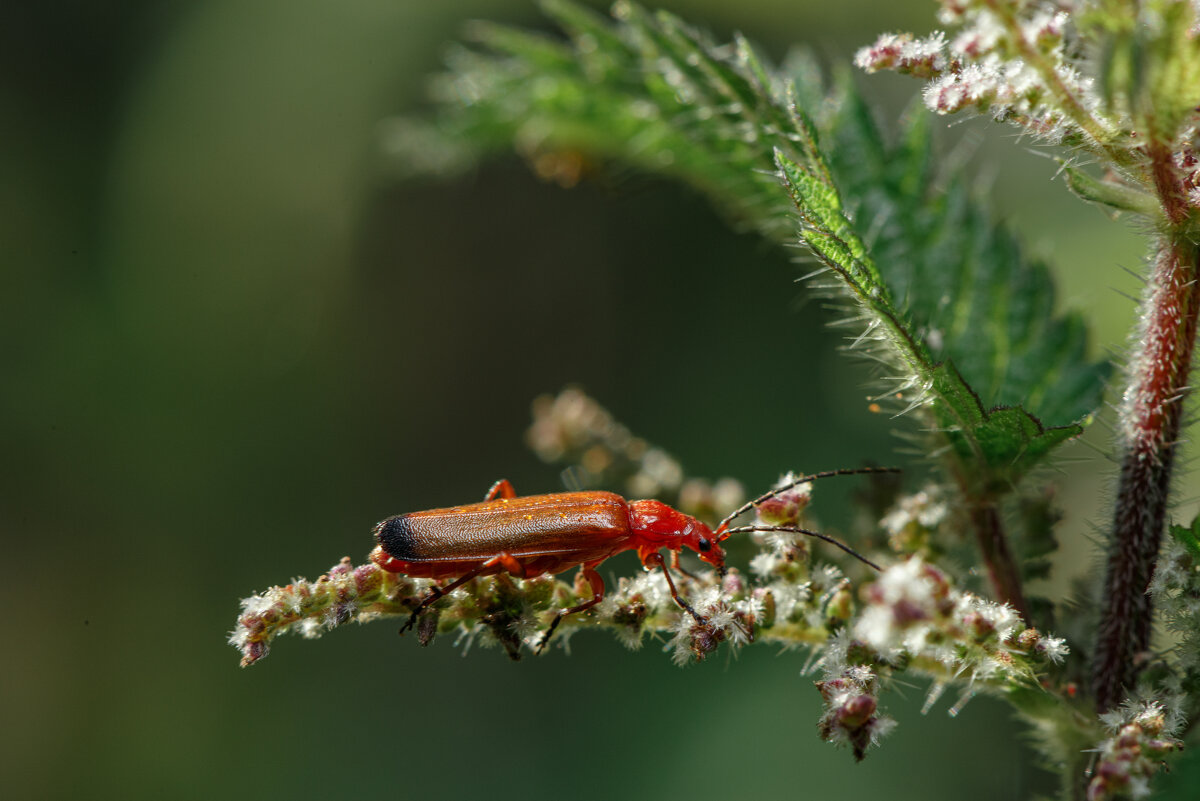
[232,1,1200,797]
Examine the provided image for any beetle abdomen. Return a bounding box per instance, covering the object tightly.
[374,491,633,565]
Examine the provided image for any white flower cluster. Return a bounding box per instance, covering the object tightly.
[1088,699,1184,800]
[737,472,853,631]
[527,387,679,494]
[526,388,743,517]
[229,557,419,666]
[856,0,1099,143]
[663,585,757,666]
[585,567,763,663]
[815,634,898,760]
[854,32,950,78]
[1150,538,1200,618]
[924,57,1058,120]
[750,537,848,632]
[880,485,949,554]
[1150,536,1200,676]
[853,557,1067,712]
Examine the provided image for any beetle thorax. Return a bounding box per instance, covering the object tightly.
[627,500,700,545]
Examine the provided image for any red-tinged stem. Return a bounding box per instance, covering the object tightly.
[969,499,1031,622]
[1092,217,1200,711]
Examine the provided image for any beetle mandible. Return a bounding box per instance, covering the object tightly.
[370,467,895,653]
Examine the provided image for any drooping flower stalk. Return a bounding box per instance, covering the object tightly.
[1086,700,1184,800]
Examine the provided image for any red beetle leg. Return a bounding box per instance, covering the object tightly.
[400,560,491,635]
[487,551,527,578]
[535,562,606,655]
[401,550,529,636]
[636,544,660,565]
[642,551,705,624]
[669,548,699,580]
[483,479,516,501]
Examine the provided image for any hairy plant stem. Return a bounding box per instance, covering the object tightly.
[1093,223,1200,711]
[969,498,1031,622]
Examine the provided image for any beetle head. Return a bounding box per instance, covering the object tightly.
[688,521,726,572]
[629,499,725,573]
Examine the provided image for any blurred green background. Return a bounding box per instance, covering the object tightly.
[8,1,1183,799]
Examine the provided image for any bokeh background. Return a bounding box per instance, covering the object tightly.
[9,1,1194,799]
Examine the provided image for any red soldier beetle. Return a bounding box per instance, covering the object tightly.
[370,467,897,653]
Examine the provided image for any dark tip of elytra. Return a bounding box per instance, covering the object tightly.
[375,515,420,561]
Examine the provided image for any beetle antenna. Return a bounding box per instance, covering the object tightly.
[719,524,883,571]
[714,466,901,537]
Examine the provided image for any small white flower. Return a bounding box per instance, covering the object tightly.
[880,486,948,535]
[239,593,278,617]
[749,551,779,578]
[1038,635,1069,663]
[297,618,324,639]
[856,606,901,652]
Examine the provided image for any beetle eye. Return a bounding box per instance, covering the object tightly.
[698,536,712,552]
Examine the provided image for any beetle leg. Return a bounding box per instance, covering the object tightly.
[535,562,605,655]
[490,551,527,579]
[402,551,530,635]
[483,479,516,501]
[400,564,490,635]
[669,549,700,580]
[643,551,706,624]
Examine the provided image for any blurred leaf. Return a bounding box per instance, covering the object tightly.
[1090,0,1200,141]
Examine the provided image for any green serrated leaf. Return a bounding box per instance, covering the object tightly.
[822,81,1111,430]
[927,362,1084,492]
[802,229,858,272]
[391,0,1109,493]
[776,144,1089,492]
[1169,517,1200,560]
[778,155,842,221]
